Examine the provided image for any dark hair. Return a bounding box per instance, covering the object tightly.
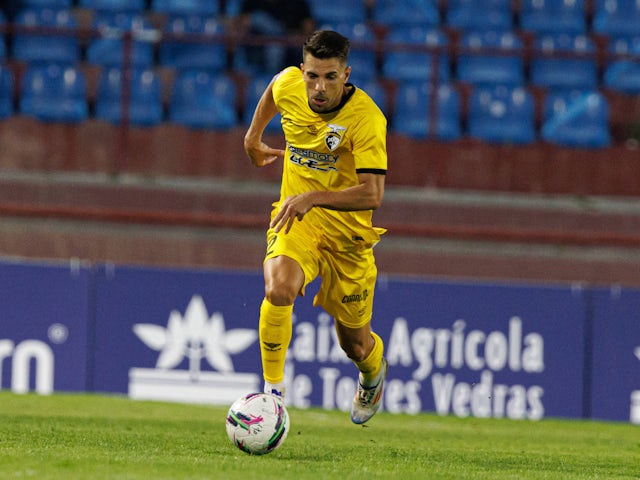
[303,30,350,64]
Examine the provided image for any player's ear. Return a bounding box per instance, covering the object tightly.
[344,65,351,82]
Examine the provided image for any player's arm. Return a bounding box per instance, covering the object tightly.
[271,172,385,233]
[244,77,286,167]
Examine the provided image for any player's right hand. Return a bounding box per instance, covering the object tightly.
[245,141,285,168]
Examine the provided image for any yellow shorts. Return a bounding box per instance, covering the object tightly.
[264,212,382,329]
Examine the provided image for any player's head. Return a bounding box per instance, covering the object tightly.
[301,30,352,113]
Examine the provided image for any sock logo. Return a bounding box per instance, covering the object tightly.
[262,342,282,352]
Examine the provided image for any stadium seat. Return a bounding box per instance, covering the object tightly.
[520,0,587,35]
[530,34,598,90]
[371,0,440,28]
[151,0,219,16]
[445,0,512,32]
[159,15,226,71]
[243,74,281,133]
[456,30,524,86]
[20,0,73,10]
[541,90,611,148]
[0,11,5,60]
[19,63,88,123]
[392,81,461,141]
[78,0,145,13]
[468,84,535,144]
[355,79,389,116]
[603,36,640,94]
[0,64,14,119]
[308,0,366,25]
[86,12,155,68]
[95,67,163,127]
[381,27,450,83]
[319,22,377,84]
[168,71,238,129]
[593,0,640,37]
[12,8,80,64]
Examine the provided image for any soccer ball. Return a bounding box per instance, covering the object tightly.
[225,392,290,455]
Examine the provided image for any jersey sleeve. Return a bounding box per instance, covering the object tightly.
[352,106,387,174]
[271,67,300,107]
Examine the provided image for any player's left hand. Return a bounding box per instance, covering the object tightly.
[271,193,316,234]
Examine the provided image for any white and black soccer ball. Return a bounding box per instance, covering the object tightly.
[226,392,290,455]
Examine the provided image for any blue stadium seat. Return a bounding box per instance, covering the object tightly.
[0,11,6,60]
[520,0,587,35]
[12,8,80,64]
[0,64,14,119]
[19,63,88,123]
[95,67,163,127]
[151,0,219,15]
[382,27,450,83]
[392,81,461,141]
[319,22,377,84]
[530,34,598,90]
[541,90,611,148]
[78,0,145,13]
[243,74,281,133]
[356,79,389,116]
[159,15,226,71]
[20,0,73,9]
[456,31,524,86]
[372,0,440,28]
[168,71,238,129]
[308,0,366,25]
[445,0,512,32]
[86,12,155,68]
[468,85,535,144]
[593,0,640,37]
[603,36,640,94]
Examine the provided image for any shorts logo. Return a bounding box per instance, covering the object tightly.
[325,124,346,151]
[342,289,368,304]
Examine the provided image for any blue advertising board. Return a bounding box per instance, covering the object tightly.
[590,287,640,423]
[0,259,90,393]
[4,258,635,423]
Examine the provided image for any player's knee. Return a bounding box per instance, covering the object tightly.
[342,342,368,363]
[265,283,298,306]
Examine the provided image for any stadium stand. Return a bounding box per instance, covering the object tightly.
[0,0,640,285]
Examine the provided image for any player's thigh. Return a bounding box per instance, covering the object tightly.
[317,249,378,329]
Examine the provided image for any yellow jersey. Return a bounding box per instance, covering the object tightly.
[271,66,387,250]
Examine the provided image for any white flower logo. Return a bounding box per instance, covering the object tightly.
[133,295,257,380]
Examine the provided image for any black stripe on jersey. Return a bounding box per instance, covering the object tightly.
[356,168,386,175]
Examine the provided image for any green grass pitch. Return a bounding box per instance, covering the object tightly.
[0,392,638,479]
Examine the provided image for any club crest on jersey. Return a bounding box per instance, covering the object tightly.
[325,124,346,151]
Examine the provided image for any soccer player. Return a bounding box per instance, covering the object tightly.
[244,30,388,424]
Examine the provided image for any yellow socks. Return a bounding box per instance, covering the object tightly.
[259,298,293,384]
[354,331,384,386]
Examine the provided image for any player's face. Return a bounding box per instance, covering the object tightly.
[301,54,351,113]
